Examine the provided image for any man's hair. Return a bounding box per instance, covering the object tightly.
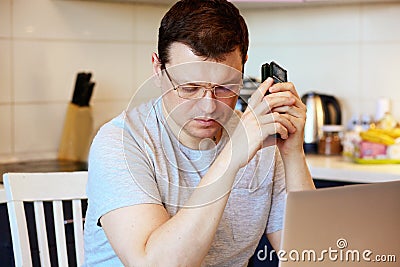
[158,0,249,69]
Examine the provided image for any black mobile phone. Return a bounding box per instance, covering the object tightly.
[261,61,288,95]
[261,61,288,138]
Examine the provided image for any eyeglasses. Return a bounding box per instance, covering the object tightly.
[164,68,242,100]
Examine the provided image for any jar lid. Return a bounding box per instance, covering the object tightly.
[321,125,345,132]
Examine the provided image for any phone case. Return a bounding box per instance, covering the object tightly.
[261,61,287,84]
[261,61,288,138]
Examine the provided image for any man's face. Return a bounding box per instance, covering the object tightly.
[158,42,243,146]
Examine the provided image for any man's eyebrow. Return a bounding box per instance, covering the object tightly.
[180,81,241,86]
[219,73,243,84]
[180,82,202,86]
[175,76,242,85]
[225,79,242,84]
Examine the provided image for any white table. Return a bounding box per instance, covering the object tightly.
[306,155,400,183]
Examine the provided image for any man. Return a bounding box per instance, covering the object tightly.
[83,0,315,266]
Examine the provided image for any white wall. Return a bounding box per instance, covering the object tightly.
[1,0,399,162]
[0,0,167,162]
[242,3,400,127]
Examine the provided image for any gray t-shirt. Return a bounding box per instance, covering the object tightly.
[83,98,286,267]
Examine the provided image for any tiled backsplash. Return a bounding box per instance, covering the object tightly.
[1,0,400,162]
[0,0,167,162]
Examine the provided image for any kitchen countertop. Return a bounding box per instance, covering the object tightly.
[306,154,400,183]
[0,160,87,182]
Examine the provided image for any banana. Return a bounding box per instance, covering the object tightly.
[370,128,400,138]
[360,129,395,145]
[384,128,400,138]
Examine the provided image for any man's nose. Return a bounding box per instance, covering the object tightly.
[199,89,217,113]
[204,88,216,98]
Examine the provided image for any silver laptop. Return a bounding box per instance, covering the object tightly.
[280,181,400,266]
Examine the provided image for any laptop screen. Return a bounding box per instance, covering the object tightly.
[279,181,400,266]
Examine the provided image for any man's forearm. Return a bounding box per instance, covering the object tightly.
[143,145,240,266]
[281,151,315,192]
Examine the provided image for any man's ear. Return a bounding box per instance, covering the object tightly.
[241,54,248,73]
[152,52,162,87]
[152,53,162,77]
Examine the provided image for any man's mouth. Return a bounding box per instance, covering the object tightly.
[194,117,218,127]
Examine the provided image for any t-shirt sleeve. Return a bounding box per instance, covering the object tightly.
[265,148,287,234]
[86,119,162,227]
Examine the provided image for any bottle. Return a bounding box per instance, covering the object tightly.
[347,114,360,131]
[361,114,372,131]
[318,125,344,156]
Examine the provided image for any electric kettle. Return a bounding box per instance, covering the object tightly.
[301,92,342,153]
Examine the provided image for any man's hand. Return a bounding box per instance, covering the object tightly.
[265,82,307,156]
[230,77,297,168]
[263,81,315,192]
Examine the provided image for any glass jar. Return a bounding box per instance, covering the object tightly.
[318,125,344,156]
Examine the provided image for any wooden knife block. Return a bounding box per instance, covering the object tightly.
[58,103,93,162]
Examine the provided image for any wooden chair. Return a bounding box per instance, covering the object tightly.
[4,172,88,267]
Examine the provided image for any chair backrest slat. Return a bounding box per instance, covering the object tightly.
[7,201,33,267]
[73,199,84,265]
[33,201,51,267]
[53,200,69,266]
[4,172,88,267]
